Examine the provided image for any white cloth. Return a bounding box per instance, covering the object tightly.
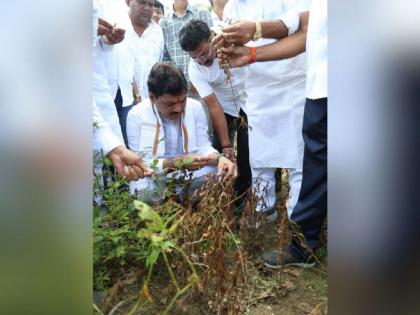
[126,97,218,192]
[211,11,225,33]
[93,100,122,155]
[92,3,124,146]
[161,116,183,156]
[135,21,164,100]
[223,0,307,169]
[92,0,123,155]
[306,0,327,99]
[97,0,140,107]
[188,58,246,117]
[252,167,302,218]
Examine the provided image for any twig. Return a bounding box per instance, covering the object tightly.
[108,297,137,315]
[93,303,104,315]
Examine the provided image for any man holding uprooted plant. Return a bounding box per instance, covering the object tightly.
[126,62,237,202]
[178,18,251,203]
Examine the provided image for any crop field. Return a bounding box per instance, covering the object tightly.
[93,164,327,315]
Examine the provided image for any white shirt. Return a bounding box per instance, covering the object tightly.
[211,11,225,33]
[306,0,327,99]
[93,2,124,146]
[93,100,122,155]
[93,1,121,154]
[135,21,164,100]
[223,0,308,169]
[97,0,139,107]
[188,58,246,117]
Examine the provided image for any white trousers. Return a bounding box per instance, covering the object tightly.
[252,168,302,218]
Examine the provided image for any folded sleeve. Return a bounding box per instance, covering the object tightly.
[278,0,310,35]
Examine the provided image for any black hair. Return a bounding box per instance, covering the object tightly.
[209,0,214,7]
[147,62,188,97]
[153,0,164,14]
[178,19,212,52]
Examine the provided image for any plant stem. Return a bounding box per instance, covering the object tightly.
[174,245,198,276]
[93,303,104,315]
[163,251,180,291]
[224,222,247,284]
[161,283,192,315]
[127,262,155,315]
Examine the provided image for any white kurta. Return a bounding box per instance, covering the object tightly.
[135,21,164,100]
[224,0,308,169]
[126,98,218,193]
[93,1,124,145]
[97,0,140,107]
[306,0,327,99]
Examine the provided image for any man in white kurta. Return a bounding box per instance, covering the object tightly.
[215,0,327,267]
[222,0,307,220]
[126,62,237,202]
[93,0,152,181]
[128,0,164,100]
[96,0,143,146]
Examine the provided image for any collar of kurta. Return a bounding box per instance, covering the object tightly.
[151,104,189,156]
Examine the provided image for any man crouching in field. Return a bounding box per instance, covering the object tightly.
[126,62,237,202]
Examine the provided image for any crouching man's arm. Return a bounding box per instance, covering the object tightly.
[163,153,211,173]
[207,152,238,181]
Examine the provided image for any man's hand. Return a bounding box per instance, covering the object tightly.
[222,147,235,160]
[217,156,238,180]
[168,153,211,171]
[108,145,154,180]
[101,25,126,45]
[220,20,256,45]
[217,45,250,68]
[97,17,113,36]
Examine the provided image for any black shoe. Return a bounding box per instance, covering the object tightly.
[262,250,316,269]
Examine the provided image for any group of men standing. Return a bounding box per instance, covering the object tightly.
[93,0,327,269]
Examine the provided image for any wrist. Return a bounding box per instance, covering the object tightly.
[221,143,233,149]
[108,145,125,157]
[215,152,228,163]
[252,21,262,41]
[248,47,257,64]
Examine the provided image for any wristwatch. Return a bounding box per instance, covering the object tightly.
[253,21,262,41]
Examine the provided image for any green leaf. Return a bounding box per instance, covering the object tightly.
[146,248,160,267]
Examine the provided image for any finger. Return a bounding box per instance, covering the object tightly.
[233,166,238,178]
[221,46,235,54]
[129,166,140,181]
[120,164,130,180]
[211,33,224,47]
[98,17,113,29]
[135,160,154,176]
[142,166,154,177]
[217,163,224,176]
[221,22,239,33]
[131,164,145,179]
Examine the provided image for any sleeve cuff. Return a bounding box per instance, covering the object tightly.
[95,127,124,156]
[278,11,300,35]
[99,37,114,52]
